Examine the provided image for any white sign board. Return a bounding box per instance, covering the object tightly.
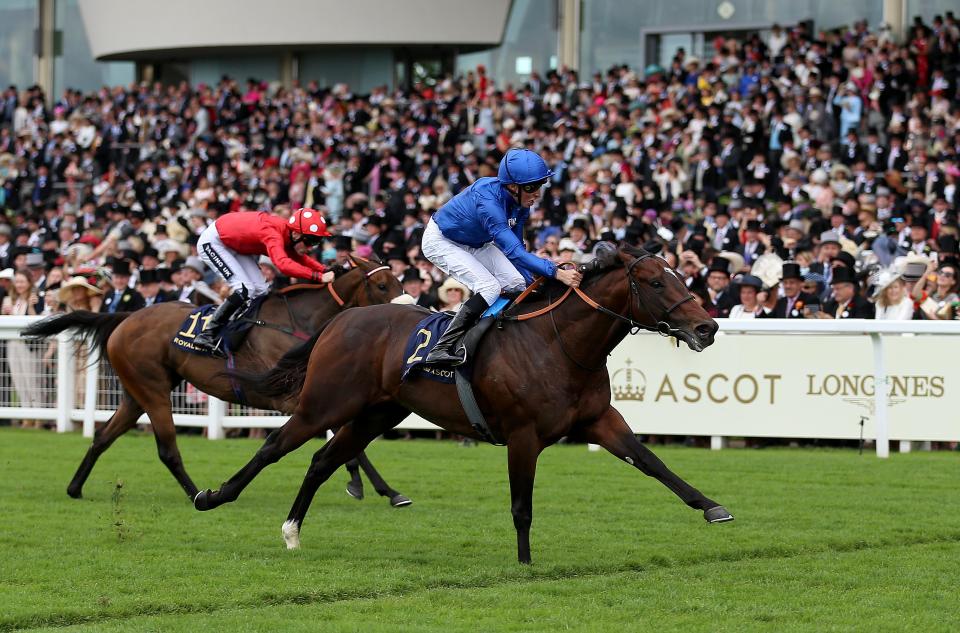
[608,332,959,442]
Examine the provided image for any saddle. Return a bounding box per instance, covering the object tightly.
[171,296,268,357]
[401,296,513,445]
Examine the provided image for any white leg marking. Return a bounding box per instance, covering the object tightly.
[282,520,301,550]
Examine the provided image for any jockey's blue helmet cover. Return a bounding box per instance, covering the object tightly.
[497,149,554,185]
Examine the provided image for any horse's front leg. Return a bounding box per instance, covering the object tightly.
[506,430,543,564]
[582,406,733,523]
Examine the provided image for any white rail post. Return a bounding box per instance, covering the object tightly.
[82,345,99,438]
[871,333,889,458]
[711,436,727,450]
[55,333,75,433]
[207,396,225,440]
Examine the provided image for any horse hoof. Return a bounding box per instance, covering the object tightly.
[389,494,412,508]
[193,489,213,511]
[282,520,301,550]
[704,505,734,523]
[346,481,364,500]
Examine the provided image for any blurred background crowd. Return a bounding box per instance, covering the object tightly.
[0,13,958,325]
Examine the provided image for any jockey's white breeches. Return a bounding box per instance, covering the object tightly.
[421,219,525,305]
[197,224,271,298]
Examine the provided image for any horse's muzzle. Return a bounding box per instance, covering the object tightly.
[695,321,718,347]
[681,320,718,352]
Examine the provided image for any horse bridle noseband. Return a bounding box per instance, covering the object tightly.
[326,264,392,307]
[577,251,695,339]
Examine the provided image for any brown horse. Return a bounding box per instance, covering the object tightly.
[194,244,732,564]
[23,256,411,505]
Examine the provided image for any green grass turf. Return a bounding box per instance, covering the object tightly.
[0,428,958,632]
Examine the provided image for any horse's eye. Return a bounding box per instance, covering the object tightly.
[651,281,664,289]
[378,283,387,291]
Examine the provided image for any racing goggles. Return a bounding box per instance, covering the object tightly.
[519,178,549,193]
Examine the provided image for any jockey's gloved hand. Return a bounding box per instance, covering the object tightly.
[330,264,348,278]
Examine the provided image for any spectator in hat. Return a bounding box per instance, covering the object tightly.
[58,276,104,312]
[100,260,145,313]
[364,215,387,259]
[896,217,932,256]
[712,207,739,251]
[823,267,874,318]
[729,274,764,319]
[386,252,408,279]
[438,277,470,312]
[400,267,436,310]
[704,257,736,318]
[874,270,915,319]
[177,256,221,306]
[737,219,766,265]
[332,235,353,264]
[773,262,817,318]
[137,268,177,307]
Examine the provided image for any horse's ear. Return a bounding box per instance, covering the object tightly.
[347,254,362,269]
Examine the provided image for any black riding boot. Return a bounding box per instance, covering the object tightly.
[424,294,489,366]
[192,289,247,355]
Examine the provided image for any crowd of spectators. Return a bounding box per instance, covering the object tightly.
[0,13,958,331]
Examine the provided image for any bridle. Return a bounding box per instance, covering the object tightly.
[592,251,696,338]
[504,249,697,372]
[326,264,391,307]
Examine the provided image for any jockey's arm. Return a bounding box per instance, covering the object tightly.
[263,234,325,281]
[292,250,326,273]
[477,198,556,281]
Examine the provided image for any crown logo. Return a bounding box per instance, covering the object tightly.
[611,359,646,402]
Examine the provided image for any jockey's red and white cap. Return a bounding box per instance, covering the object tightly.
[288,207,332,238]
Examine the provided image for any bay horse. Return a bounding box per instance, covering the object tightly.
[194,244,733,564]
[23,256,411,505]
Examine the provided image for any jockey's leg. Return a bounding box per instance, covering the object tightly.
[195,229,266,354]
[473,243,527,295]
[421,221,497,365]
[424,292,489,365]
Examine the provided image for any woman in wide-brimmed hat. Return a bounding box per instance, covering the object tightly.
[58,276,104,312]
[873,269,914,320]
[437,277,471,312]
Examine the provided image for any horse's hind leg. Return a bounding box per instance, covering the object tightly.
[282,403,408,549]
[356,451,412,507]
[582,406,733,523]
[67,394,143,499]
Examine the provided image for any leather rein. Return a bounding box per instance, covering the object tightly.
[254,264,392,338]
[503,252,694,336]
[501,252,695,371]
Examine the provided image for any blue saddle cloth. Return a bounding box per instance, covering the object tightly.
[400,297,511,384]
[171,296,266,356]
[401,312,457,384]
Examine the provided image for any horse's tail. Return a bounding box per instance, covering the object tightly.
[228,321,330,400]
[21,311,130,365]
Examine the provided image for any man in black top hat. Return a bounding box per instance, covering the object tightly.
[101,260,146,313]
[704,257,737,318]
[896,217,933,256]
[711,206,739,251]
[823,267,874,318]
[137,268,177,307]
[364,215,387,259]
[400,267,437,310]
[773,262,817,318]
